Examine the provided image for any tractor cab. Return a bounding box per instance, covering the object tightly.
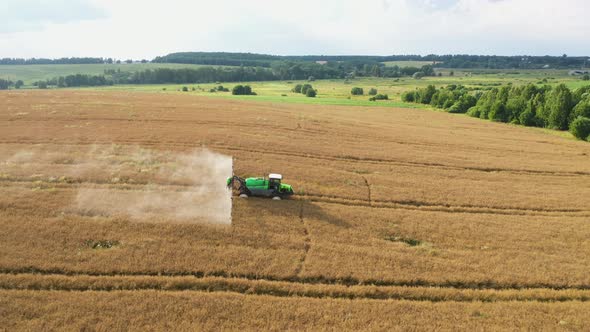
[268,173,282,191]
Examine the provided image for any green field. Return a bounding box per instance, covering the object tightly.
[1,64,587,110]
[0,63,218,83]
[85,70,584,107]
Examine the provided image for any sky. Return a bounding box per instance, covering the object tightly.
[0,0,589,59]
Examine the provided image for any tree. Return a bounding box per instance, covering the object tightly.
[371,65,381,77]
[401,91,415,102]
[14,80,24,89]
[573,100,590,119]
[351,87,364,95]
[420,65,435,76]
[489,100,509,122]
[232,85,244,95]
[417,85,436,104]
[232,85,255,95]
[37,81,48,89]
[583,74,590,81]
[449,71,454,76]
[301,84,312,94]
[545,84,573,130]
[412,72,425,79]
[569,117,590,140]
[305,89,317,97]
[519,97,542,127]
[368,88,378,96]
[0,79,11,90]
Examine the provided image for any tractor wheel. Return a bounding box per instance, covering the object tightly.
[239,194,249,198]
[272,196,282,200]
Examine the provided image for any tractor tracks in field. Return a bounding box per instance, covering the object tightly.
[297,193,590,218]
[1,177,589,218]
[293,201,311,277]
[1,271,590,303]
[361,176,372,207]
[1,140,588,178]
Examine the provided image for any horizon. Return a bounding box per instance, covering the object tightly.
[2,52,590,61]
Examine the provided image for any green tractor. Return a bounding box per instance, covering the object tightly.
[227,173,294,200]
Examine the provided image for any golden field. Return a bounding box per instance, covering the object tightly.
[1,90,590,330]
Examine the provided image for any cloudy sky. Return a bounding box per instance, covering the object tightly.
[0,0,588,59]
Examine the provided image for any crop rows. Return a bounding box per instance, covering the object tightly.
[1,90,589,329]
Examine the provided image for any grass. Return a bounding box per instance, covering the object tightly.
[83,69,586,108]
[2,63,586,111]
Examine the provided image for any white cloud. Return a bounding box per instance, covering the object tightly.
[0,0,588,58]
[0,0,106,33]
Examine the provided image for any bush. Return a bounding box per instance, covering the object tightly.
[416,85,436,104]
[368,88,378,96]
[182,86,189,92]
[369,94,388,101]
[573,101,590,119]
[570,116,590,140]
[401,91,415,102]
[15,80,24,89]
[38,81,48,89]
[489,101,508,122]
[305,89,317,98]
[0,79,12,90]
[583,74,590,81]
[448,102,466,113]
[301,84,313,94]
[232,85,255,95]
[292,84,303,93]
[467,106,481,118]
[351,87,364,95]
[519,109,537,127]
[443,99,455,109]
[217,85,229,92]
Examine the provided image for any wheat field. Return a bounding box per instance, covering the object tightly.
[1,90,590,330]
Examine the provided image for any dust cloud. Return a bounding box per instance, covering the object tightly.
[74,147,233,224]
[2,146,233,224]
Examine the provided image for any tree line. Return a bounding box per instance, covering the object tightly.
[2,53,588,69]
[403,83,590,141]
[0,57,106,65]
[0,79,24,90]
[153,52,590,69]
[28,63,436,89]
